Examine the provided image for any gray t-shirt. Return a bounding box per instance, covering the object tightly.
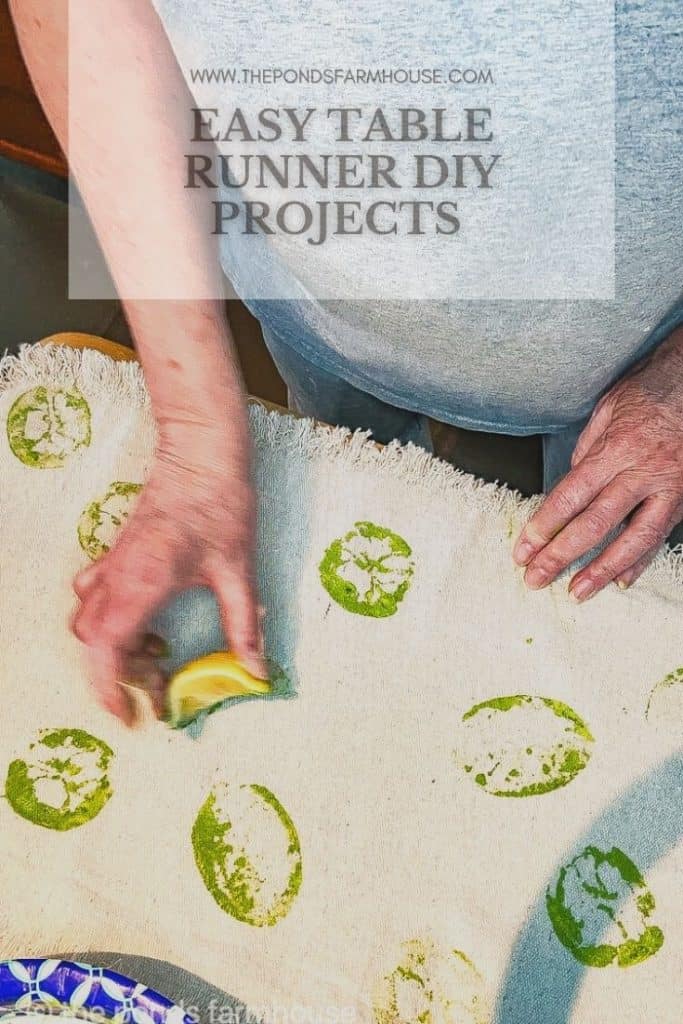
[153,0,683,433]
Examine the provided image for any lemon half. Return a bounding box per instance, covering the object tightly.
[166,652,271,728]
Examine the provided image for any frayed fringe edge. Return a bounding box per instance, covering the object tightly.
[1,342,151,408]
[3,342,683,596]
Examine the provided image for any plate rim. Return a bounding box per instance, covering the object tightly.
[0,958,195,1023]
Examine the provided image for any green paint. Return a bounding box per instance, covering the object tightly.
[457,695,594,798]
[546,845,664,968]
[646,666,683,719]
[191,781,302,927]
[5,728,113,830]
[77,481,142,560]
[7,386,91,468]
[463,695,528,719]
[543,697,594,743]
[373,938,489,1024]
[319,521,414,618]
[525,637,533,645]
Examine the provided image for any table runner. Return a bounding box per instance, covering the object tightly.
[0,343,682,1024]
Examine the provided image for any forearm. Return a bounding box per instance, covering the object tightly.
[9,0,244,439]
[126,300,250,471]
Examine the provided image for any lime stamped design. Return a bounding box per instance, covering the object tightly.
[5,728,114,831]
[456,695,594,797]
[546,845,664,968]
[7,386,91,468]
[192,781,302,927]
[78,481,142,560]
[373,937,489,1024]
[319,521,414,618]
[646,666,683,722]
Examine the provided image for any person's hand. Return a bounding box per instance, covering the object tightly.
[71,423,266,724]
[513,328,683,601]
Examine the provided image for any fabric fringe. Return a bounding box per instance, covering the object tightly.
[3,341,683,595]
[1,342,150,408]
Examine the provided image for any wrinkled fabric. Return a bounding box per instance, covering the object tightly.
[3,346,683,1024]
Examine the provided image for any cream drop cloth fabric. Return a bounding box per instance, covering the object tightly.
[0,345,682,1024]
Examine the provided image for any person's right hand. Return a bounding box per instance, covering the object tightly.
[71,422,266,724]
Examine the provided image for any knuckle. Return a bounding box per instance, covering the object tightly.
[73,571,95,598]
[549,489,577,520]
[637,522,666,550]
[606,430,631,457]
[137,559,163,589]
[590,558,621,585]
[71,616,94,644]
[657,487,683,508]
[614,473,644,503]
[581,507,613,536]
[532,550,565,578]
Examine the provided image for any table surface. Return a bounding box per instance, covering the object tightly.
[0,1,67,177]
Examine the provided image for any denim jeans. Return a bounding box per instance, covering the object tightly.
[261,326,435,452]
[262,325,585,493]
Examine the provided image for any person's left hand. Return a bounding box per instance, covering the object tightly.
[513,327,683,601]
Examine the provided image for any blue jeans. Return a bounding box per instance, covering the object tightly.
[262,326,585,493]
[261,326,434,451]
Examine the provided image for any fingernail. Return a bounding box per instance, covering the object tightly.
[513,539,536,566]
[617,575,632,591]
[524,567,550,590]
[570,579,596,603]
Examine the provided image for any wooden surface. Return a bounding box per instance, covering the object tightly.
[38,333,139,362]
[0,0,67,176]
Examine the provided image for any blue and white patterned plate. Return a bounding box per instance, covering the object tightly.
[0,960,196,1024]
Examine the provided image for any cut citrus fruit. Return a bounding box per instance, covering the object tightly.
[166,652,271,728]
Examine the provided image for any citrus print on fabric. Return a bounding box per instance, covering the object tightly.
[6,387,91,468]
[5,728,114,831]
[319,521,414,617]
[546,845,664,968]
[455,695,594,797]
[77,481,142,560]
[192,781,302,927]
[646,666,683,723]
[373,937,490,1024]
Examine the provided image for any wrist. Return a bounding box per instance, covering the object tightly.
[155,398,251,475]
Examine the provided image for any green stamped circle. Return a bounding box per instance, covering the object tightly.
[546,845,664,968]
[373,938,489,1024]
[319,521,414,618]
[78,481,142,560]
[6,728,114,831]
[6,386,91,468]
[646,666,683,723]
[456,695,594,798]
[192,781,302,927]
